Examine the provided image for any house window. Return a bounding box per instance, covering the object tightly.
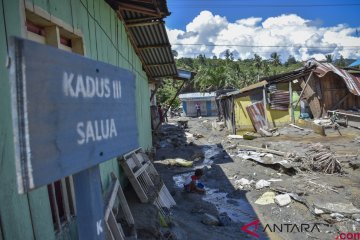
[25,10,83,233]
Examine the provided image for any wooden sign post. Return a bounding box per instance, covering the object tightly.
[9,37,139,239]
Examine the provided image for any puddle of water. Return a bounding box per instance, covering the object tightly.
[202,188,257,223]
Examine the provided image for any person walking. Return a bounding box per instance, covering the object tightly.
[195,103,201,117]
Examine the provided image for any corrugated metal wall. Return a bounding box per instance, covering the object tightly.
[234,87,301,132]
[0,0,152,239]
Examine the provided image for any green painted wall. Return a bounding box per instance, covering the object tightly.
[0,0,153,239]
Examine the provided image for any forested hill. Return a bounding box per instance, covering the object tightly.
[177,52,303,92]
[156,51,350,106]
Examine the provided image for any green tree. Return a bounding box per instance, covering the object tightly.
[285,55,297,66]
[270,52,281,66]
[253,53,262,70]
[337,55,346,67]
[156,79,181,107]
[325,54,333,63]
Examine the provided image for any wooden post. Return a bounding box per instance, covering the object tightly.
[263,86,268,128]
[294,72,313,109]
[289,81,295,123]
[73,166,105,240]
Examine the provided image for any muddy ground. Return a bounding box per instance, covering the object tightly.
[151,117,360,240]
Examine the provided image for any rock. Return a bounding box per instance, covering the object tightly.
[255,192,276,205]
[227,144,237,150]
[255,180,271,189]
[185,132,194,138]
[218,212,232,226]
[259,128,273,137]
[274,194,291,207]
[330,213,344,219]
[314,208,325,215]
[212,121,225,130]
[201,213,219,226]
[353,214,360,222]
[235,178,251,186]
[313,201,360,216]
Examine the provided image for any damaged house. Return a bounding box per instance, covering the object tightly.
[217,67,311,133]
[304,59,360,128]
[217,59,360,134]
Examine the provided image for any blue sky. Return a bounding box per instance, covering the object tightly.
[165,0,360,60]
[166,0,360,30]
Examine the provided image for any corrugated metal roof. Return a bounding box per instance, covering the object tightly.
[179,92,216,100]
[306,59,360,96]
[106,0,177,79]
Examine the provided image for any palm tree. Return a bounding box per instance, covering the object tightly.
[270,52,281,66]
[253,54,262,79]
[325,54,333,63]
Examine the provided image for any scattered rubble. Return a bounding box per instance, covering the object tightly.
[313,201,360,216]
[305,143,342,174]
[255,192,276,205]
[274,194,292,207]
[255,180,271,189]
[153,117,360,239]
[353,214,360,222]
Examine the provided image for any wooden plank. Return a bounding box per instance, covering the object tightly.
[44,25,60,47]
[33,0,49,13]
[104,180,119,219]
[66,176,77,214]
[108,172,135,226]
[262,86,268,128]
[60,178,71,222]
[297,119,326,136]
[295,72,313,108]
[108,211,125,240]
[50,183,62,231]
[330,93,349,110]
[289,81,294,123]
[48,0,73,29]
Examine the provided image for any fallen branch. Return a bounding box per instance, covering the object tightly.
[237,144,286,156]
[289,124,304,130]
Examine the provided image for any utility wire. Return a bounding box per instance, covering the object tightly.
[171,43,360,49]
[168,3,360,8]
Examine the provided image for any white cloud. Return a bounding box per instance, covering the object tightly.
[166,11,360,61]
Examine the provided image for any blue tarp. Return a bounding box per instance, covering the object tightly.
[349,59,360,67]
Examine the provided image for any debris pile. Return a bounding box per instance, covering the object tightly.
[305,143,342,174]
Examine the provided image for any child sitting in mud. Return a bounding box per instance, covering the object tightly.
[184,169,206,194]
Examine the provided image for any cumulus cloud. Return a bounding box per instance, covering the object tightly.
[166,11,360,61]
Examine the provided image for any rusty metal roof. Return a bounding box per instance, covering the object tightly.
[306,59,360,96]
[106,0,177,80]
